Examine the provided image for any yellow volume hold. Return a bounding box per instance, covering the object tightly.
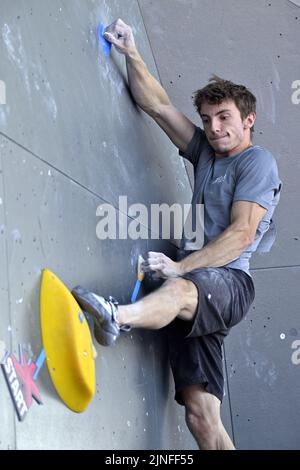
[40,269,96,413]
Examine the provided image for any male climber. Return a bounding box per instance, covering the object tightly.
[72,19,281,450]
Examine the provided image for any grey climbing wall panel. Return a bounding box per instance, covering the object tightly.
[0,136,193,450]
[0,0,190,208]
[226,267,300,450]
[138,0,300,449]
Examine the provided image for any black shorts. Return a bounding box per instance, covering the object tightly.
[166,267,255,404]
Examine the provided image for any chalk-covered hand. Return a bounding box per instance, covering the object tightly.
[104,19,136,55]
[142,252,183,279]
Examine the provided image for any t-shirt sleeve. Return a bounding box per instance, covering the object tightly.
[179,126,208,168]
[233,148,282,210]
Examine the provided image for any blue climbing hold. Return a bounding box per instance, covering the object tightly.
[98,23,111,57]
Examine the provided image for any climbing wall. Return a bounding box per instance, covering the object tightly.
[1,0,299,450]
[0,0,201,450]
[138,0,300,449]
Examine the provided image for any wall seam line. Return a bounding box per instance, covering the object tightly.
[136,1,194,191]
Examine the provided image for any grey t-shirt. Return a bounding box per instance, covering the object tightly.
[179,127,282,276]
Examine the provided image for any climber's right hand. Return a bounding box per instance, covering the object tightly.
[104,19,136,55]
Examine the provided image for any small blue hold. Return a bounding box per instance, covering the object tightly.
[98,23,111,57]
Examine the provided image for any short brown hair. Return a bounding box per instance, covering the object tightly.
[194,75,256,132]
